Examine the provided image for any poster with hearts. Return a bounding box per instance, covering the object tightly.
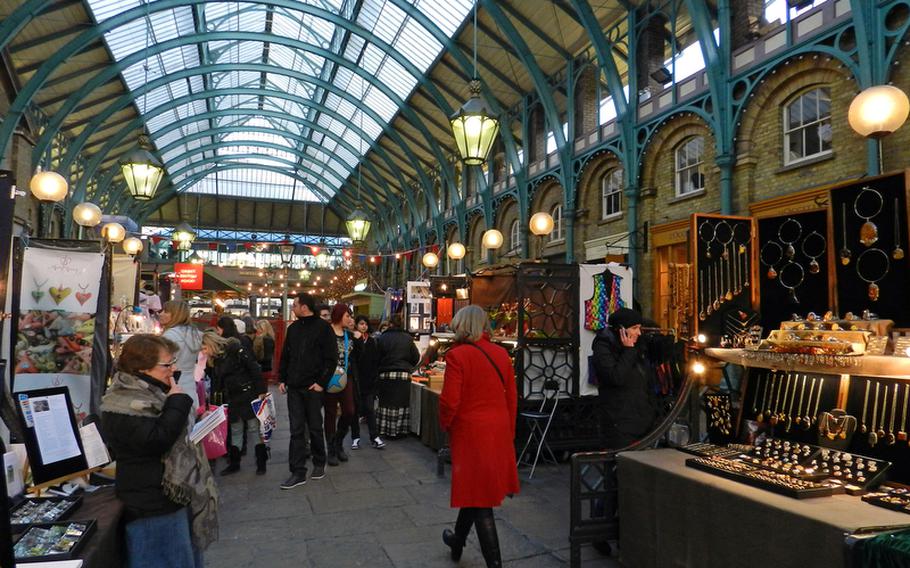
[13,248,104,420]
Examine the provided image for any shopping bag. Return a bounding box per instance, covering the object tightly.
[251,393,278,443]
[197,405,228,460]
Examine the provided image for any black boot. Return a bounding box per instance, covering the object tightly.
[254,444,269,475]
[327,440,340,467]
[335,435,349,463]
[474,508,502,568]
[442,529,464,561]
[443,508,473,562]
[220,446,241,476]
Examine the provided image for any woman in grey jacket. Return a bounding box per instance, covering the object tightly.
[160,300,204,413]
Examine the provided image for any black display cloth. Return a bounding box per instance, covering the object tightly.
[617,449,910,568]
[419,387,446,451]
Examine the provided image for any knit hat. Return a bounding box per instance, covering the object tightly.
[608,307,643,329]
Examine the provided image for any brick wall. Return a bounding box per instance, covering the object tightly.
[730,0,766,51]
[531,180,566,260]
[494,196,521,260]
[574,152,626,260]
[575,65,599,137]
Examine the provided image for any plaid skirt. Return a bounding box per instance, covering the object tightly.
[376,371,411,438]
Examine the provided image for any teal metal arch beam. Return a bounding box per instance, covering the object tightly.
[129,163,396,244]
[849,0,888,175]
[39,54,434,225]
[0,1,455,225]
[684,0,734,214]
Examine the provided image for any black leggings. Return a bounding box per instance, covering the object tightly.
[453,507,501,568]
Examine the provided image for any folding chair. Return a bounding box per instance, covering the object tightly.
[517,379,560,479]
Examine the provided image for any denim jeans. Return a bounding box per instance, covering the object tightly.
[125,508,203,568]
[287,386,326,473]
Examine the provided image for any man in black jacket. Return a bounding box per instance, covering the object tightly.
[591,307,657,449]
[279,293,338,489]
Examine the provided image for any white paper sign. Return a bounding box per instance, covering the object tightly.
[30,394,81,465]
[79,422,110,468]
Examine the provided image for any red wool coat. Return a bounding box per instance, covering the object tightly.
[440,338,520,508]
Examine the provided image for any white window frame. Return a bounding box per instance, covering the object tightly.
[675,136,705,197]
[783,87,833,166]
[601,168,623,219]
[509,219,521,255]
[549,204,565,243]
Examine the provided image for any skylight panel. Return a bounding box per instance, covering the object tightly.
[397,20,440,71]
[416,0,472,37]
[377,58,417,99]
[368,2,407,46]
[364,88,396,123]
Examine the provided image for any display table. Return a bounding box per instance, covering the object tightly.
[617,449,910,568]
[12,486,124,567]
[705,348,910,378]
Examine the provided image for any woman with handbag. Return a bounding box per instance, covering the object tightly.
[439,306,519,568]
[324,303,358,466]
[202,331,269,475]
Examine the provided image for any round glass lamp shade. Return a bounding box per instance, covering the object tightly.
[73,202,103,227]
[482,229,504,249]
[422,251,440,268]
[848,85,910,138]
[447,242,466,260]
[101,222,126,243]
[120,148,165,201]
[529,212,555,236]
[277,242,296,264]
[122,236,144,255]
[345,209,372,242]
[172,221,196,244]
[29,170,68,202]
[449,80,500,165]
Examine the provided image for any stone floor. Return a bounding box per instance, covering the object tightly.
[204,388,621,567]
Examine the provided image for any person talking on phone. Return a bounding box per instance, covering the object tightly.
[591,307,658,449]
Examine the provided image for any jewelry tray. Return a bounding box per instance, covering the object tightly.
[9,496,82,531]
[861,483,910,515]
[686,456,835,499]
[13,519,96,563]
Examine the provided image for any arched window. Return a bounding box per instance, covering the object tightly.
[784,87,832,165]
[601,168,623,219]
[549,203,565,242]
[509,219,521,254]
[675,136,705,196]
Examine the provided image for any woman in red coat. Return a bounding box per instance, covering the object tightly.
[439,305,519,568]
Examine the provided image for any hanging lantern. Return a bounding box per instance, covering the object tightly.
[188,251,205,265]
[848,85,910,139]
[29,170,68,202]
[482,229,504,249]
[345,209,372,243]
[101,222,126,243]
[73,202,103,227]
[529,212,555,236]
[277,241,296,265]
[422,251,440,268]
[450,80,500,165]
[122,236,144,256]
[447,242,466,260]
[172,221,196,245]
[120,145,165,200]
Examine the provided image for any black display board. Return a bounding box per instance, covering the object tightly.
[842,376,910,484]
[692,214,757,343]
[15,387,88,487]
[757,211,832,333]
[829,172,910,325]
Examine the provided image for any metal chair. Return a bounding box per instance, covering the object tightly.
[517,379,560,479]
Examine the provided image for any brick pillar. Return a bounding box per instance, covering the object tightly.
[575,66,599,136]
[637,13,668,93]
[730,0,766,50]
[530,106,546,163]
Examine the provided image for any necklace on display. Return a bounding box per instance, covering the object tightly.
[801,231,826,275]
[802,378,817,430]
[725,244,734,301]
[778,217,802,260]
[860,380,871,434]
[855,186,884,247]
[876,385,889,443]
[714,261,722,310]
[794,375,807,425]
[778,261,805,304]
[785,373,799,432]
[706,264,714,316]
[855,248,890,302]
[892,198,904,260]
[752,374,763,414]
[898,384,908,443]
[760,241,783,280]
[822,411,855,440]
[771,373,791,426]
[757,373,774,422]
[839,203,852,266]
[699,220,716,259]
[869,382,881,446]
[810,377,825,427]
[698,269,706,321]
[887,385,898,445]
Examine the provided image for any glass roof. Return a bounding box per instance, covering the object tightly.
[84,0,473,202]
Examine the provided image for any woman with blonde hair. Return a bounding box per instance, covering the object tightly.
[439,305,519,568]
[253,319,276,373]
[160,300,203,412]
[202,331,268,475]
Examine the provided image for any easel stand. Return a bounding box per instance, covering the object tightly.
[27,466,103,497]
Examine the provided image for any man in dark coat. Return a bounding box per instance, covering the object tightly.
[592,307,657,449]
[278,293,337,489]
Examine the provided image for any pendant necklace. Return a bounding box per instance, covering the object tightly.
[892,198,904,260]
[698,220,716,260]
[31,277,49,302]
[855,248,890,301]
[801,230,826,275]
[778,261,805,304]
[778,217,802,260]
[760,241,783,280]
[855,186,883,247]
[839,203,852,265]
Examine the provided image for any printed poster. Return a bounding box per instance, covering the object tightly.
[13,248,105,421]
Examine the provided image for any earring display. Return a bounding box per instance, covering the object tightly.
[13,521,96,561]
[855,247,890,301]
[855,186,884,247]
[704,393,733,438]
[9,497,82,529]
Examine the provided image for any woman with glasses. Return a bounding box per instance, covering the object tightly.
[202,331,268,475]
[101,334,218,568]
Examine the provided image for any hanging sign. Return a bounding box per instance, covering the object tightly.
[174,263,203,290]
[13,248,105,422]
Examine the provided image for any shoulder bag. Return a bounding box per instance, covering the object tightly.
[326,332,349,393]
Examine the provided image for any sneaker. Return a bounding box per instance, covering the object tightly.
[371,437,386,449]
[311,464,326,479]
[280,473,307,490]
[351,438,361,450]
